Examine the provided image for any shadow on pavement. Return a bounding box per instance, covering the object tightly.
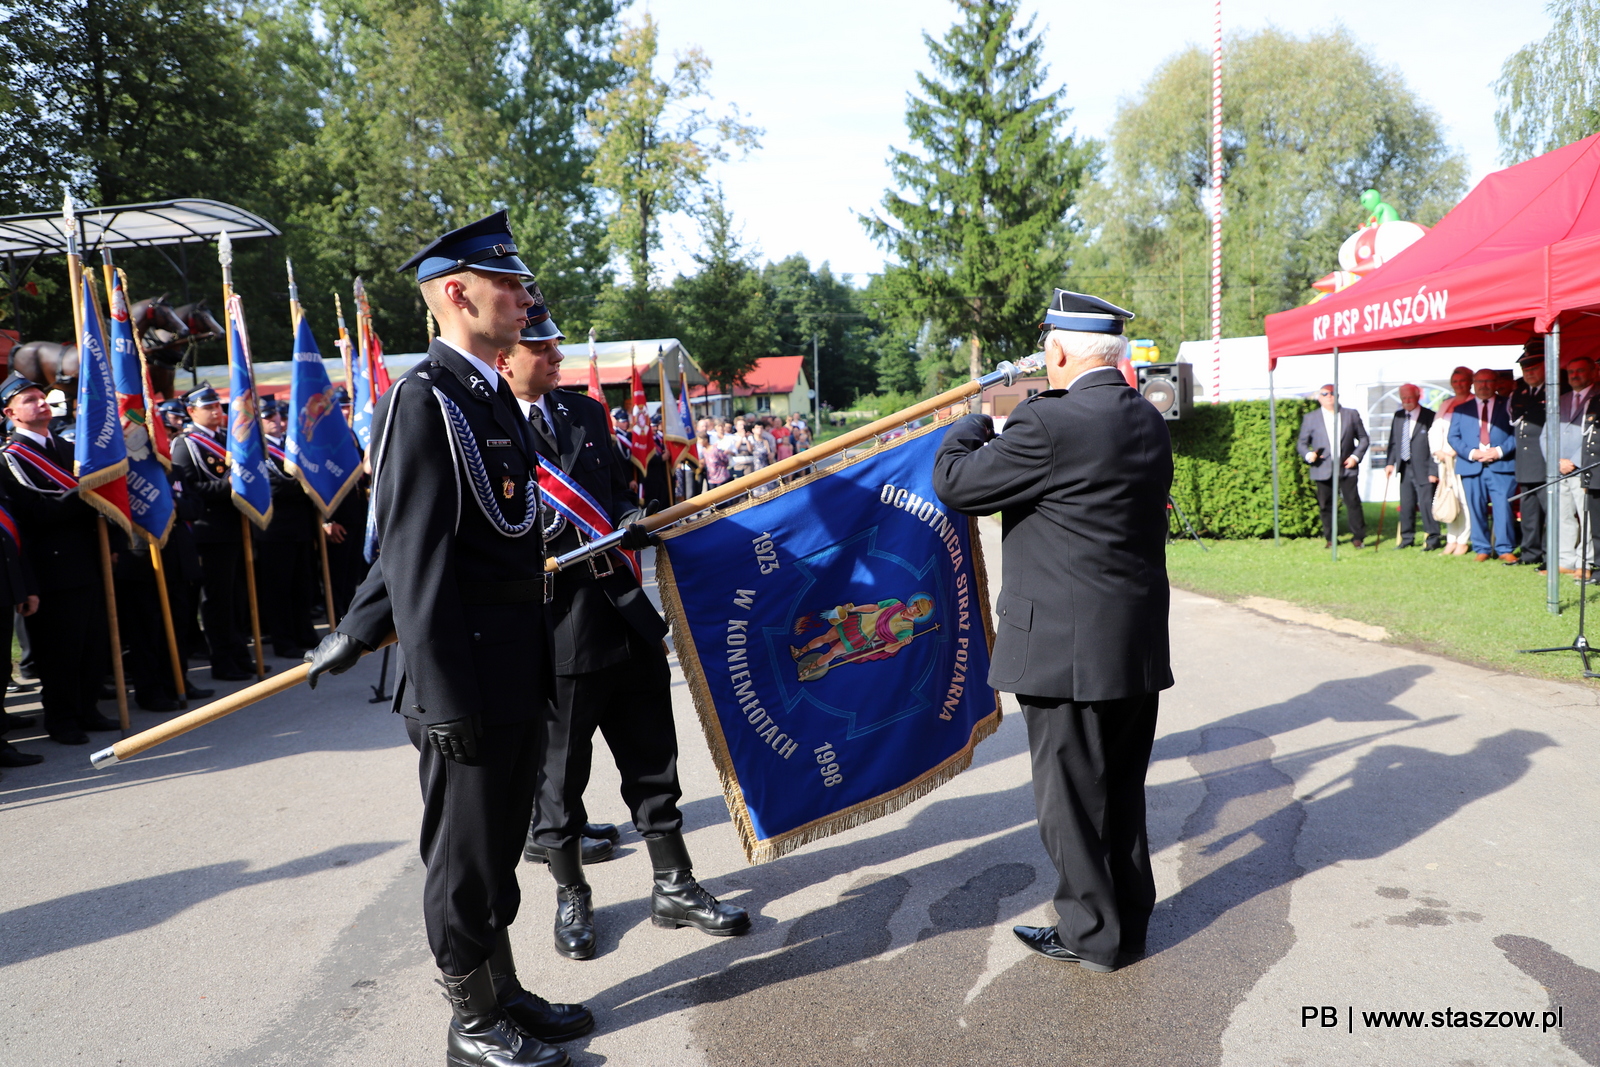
[0,840,405,967]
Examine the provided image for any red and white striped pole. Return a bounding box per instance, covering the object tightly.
[1209,0,1223,403]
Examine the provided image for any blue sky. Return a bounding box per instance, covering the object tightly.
[631,0,1554,281]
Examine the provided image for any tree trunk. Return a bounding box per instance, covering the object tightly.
[969,333,982,412]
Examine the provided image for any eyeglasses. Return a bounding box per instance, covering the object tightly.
[1318,391,1334,397]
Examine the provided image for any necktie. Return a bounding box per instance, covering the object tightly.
[1400,415,1412,461]
[1480,400,1491,447]
[529,405,558,458]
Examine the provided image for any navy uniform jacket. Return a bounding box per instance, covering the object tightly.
[1509,380,1552,483]
[1,434,98,593]
[260,434,316,543]
[171,427,242,543]
[0,476,36,604]
[933,367,1174,702]
[344,340,551,727]
[341,385,667,677]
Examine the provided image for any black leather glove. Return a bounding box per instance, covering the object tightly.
[960,413,996,441]
[619,523,659,550]
[305,631,371,689]
[426,717,479,763]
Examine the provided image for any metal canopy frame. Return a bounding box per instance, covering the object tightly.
[1,198,278,337]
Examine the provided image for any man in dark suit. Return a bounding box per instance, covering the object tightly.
[0,374,119,745]
[306,213,588,1067]
[1509,344,1552,568]
[0,449,41,769]
[933,290,1173,974]
[1384,383,1439,550]
[1448,368,1519,561]
[1297,385,1370,548]
[171,386,255,681]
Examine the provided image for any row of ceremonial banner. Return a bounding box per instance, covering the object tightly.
[63,203,1004,866]
[67,253,372,546]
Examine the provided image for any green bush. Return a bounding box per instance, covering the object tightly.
[1168,398,1321,538]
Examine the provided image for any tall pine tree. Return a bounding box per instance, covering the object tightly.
[862,0,1096,379]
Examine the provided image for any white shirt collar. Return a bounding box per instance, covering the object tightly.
[1064,364,1122,392]
[514,395,552,422]
[12,427,50,448]
[435,337,501,392]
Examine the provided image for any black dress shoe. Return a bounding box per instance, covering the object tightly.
[1012,925,1115,972]
[0,737,42,766]
[50,729,89,746]
[1421,542,1442,552]
[583,822,620,843]
[2,710,37,731]
[136,696,183,713]
[524,836,614,865]
[487,929,593,1040]
[210,669,254,681]
[78,711,121,732]
[1396,541,1414,549]
[552,884,597,960]
[185,685,215,699]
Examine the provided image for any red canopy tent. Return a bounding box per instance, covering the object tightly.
[1264,134,1600,609]
[1265,131,1600,365]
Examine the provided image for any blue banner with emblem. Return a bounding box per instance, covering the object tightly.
[655,420,1000,864]
[224,294,273,528]
[287,309,362,516]
[108,268,175,545]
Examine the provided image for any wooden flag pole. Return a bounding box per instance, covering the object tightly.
[545,352,1047,573]
[96,517,131,730]
[89,634,396,768]
[104,257,188,708]
[218,231,266,679]
[64,197,131,731]
[334,293,355,426]
[316,517,338,629]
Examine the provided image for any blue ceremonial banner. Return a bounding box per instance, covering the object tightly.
[108,269,175,545]
[287,310,361,516]
[224,294,274,528]
[657,420,1000,863]
[73,271,134,535]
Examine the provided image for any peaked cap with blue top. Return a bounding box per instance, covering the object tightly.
[1038,289,1135,344]
[518,281,565,343]
[398,209,533,283]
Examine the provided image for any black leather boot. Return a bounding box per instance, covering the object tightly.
[437,965,568,1067]
[646,832,751,936]
[524,833,614,865]
[583,822,619,842]
[547,843,597,960]
[487,929,594,1041]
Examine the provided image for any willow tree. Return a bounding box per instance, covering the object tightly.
[1496,0,1600,163]
[863,0,1096,379]
[1072,27,1467,353]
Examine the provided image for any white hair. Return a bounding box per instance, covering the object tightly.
[1048,330,1128,365]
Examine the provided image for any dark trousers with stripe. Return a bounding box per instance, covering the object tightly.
[1020,692,1160,968]
[532,638,681,851]
[409,717,543,976]
[197,542,250,673]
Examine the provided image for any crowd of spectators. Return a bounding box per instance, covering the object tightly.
[693,413,812,490]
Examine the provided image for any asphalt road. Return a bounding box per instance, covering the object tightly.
[4,521,1600,1066]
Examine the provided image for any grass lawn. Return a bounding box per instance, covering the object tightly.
[1166,501,1600,685]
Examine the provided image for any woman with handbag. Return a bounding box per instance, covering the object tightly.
[1429,367,1475,554]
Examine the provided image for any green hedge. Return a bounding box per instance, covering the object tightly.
[1167,398,1321,538]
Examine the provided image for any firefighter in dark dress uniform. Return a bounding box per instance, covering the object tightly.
[305,212,589,1067]
[170,386,255,680]
[257,398,318,657]
[0,374,118,745]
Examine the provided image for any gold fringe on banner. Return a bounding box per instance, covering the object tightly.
[654,418,1002,865]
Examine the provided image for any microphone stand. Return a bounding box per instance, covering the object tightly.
[1517,460,1600,673]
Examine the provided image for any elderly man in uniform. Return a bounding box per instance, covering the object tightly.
[306,212,589,1067]
[325,291,749,963]
[1508,343,1551,569]
[171,386,256,681]
[933,290,1173,973]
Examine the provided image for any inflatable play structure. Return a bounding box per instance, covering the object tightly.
[1309,189,1428,300]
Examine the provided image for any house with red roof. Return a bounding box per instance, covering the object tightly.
[690,355,812,418]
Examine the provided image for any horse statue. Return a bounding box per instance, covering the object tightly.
[130,294,190,356]
[10,341,79,393]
